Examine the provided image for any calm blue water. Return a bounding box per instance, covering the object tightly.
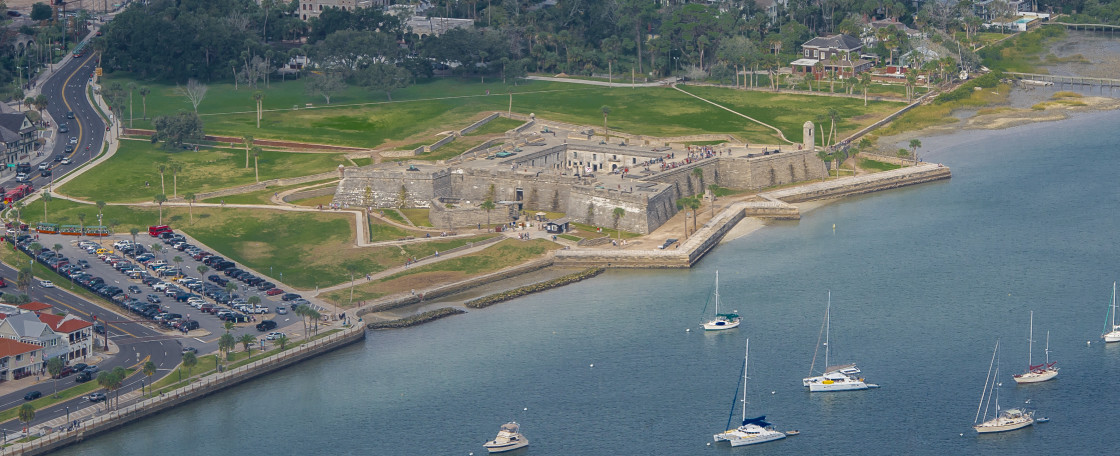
[58,108,1120,455]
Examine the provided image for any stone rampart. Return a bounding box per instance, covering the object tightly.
[428,134,458,152]
[716,149,827,190]
[334,168,453,208]
[765,163,950,203]
[429,200,517,229]
[459,113,500,136]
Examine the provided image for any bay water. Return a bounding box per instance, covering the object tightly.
[56,106,1120,455]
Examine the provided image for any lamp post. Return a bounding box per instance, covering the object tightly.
[65,406,69,426]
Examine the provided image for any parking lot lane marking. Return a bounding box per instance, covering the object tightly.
[193,337,205,343]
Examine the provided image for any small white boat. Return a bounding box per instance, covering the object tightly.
[713,339,786,447]
[1013,311,1058,384]
[802,292,871,392]
[701,271,740,331]
[483,422,529,453]
[1102,282,1120,342]
[974,340,1035,434]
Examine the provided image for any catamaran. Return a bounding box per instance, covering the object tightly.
[713,339,787,447]
[1013,311,1058,384]
[802,291,875,392]
[702,271,740,331]
[975,339,1035,434]
[1103,282,1120,343]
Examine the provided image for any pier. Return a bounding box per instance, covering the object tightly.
[1005,72,1120,93]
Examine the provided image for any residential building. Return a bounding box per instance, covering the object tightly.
[0,312,63,360]
[0,111,36,165]
[792,34,873,78]
[0,338,42,381]
[37,313,93,361]
[298,0,390,21]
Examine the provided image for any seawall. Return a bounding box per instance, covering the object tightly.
[3,325,366,456]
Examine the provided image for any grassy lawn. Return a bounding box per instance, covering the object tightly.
[201,179,338,205]
[683,140,727,146]
[398,208,432,227]
[321,238,559,306]
[677,86,905,144]
[979,27,1065,73]
[369,215,422,242]
[859,158,902,171]
[570,222,640,240]
[350,157,374,167]
[102,74,902,147]
[380,209,407,224]
[464,117,523,136]
[290,194,335,207]
[59,140,349,203]
[558,234,582,242]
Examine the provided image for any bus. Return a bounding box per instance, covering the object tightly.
[72,41,86,58]
[84,226,110,237]
[36,222,59,234]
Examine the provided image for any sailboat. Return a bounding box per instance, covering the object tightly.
[713,339,787,447]
[702,271,740,331]
[974,339,1035,434]
[802,291,875,392]
[1103,282,1120,342]
[1013,311,1058,384]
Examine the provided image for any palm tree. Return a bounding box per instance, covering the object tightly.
[18,404,34,433]
[252,146,262,183]
[172,255,183,272]
[243,136,253,168]
[153,194,167,224]
[218,332,235,359]
[46,357,64,397]
[295,304,311,338]
[687,197,701,233]
[52,243,63,258]
[827,108,839,147]
[247,295,261,308]
[168,163,182,197]
[611,207,625,247]
[181,351,197,378]
[708,184,719,215]
[239,333,256,354]
[197,264,209,277]
[307,307,321,335]
[254,91,265,128]
[224,281,237,297]
[184,192,196,224]
[142,360,156,395]
[151,243,163,259]
[139,86,151,119]
[223,320,234,333]
[127,82,136,128]
[130,227,139,247]
[859,71,872,106]
[600,105,611,141]
[909,139,922,165]
[480,199,496,226]
[155,164,166,195]
[276,334,290,350]
[96,199,106,219]
[676,198,689,239]
[41,191,51,222]
[13,201,23,223]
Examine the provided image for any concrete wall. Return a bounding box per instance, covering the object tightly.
[716,149,827,190]
[333,168,453,208]
[459,113,501,136]
[429,200,517,229]
[11,326,366,456]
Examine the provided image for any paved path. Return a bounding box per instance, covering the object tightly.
[525,75,677,87]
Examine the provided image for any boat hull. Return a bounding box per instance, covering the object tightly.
[808,380,869,392]
[714,427,786,447]
[1013,368,1058,384]
[703,320,740,331]
[974,418,1034,434]
[1104,330,1120,343]
[484,439,529,453]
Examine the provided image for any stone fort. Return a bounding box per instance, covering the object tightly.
[333,135,826,234]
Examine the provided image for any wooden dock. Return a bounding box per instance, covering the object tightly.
[1005,72,1120,93]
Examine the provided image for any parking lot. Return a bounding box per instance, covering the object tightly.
[12,228,330,351]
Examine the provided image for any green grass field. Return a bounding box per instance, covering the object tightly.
[59,140,349,203]
[858,158,902,171]
[398,208,432,227]
[102,75,905,146]
[201,179,338,205]
[463,117,523,136]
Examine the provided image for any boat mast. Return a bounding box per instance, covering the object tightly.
[1044,331,1050,365]
[976,339,998,424]
[823,291,831,369]
[1027,311,1033,370]
[742,339,749,425]
[714,271,720,316]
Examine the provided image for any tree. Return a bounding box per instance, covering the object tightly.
[356,62,410,101]
[139,86,151,119]
[242,136,253,168]
[223,320,234,334]
[30,2,51,21]
[151,112,204,150]
[155,164,167,194]
[181,350,198,377]
[41,191,51,222]
[127,82,136,128]
[480,199,496,226]
[143,360,156,394]
[52,243,63,258]
[77,212,86,235]
[252,146,262,182]
[18,404,34,433]
[687,197,701,233]
[151,243,163,259]
[154,194,167,224]
[184,192,196,224]
[305,72,347,105]
[253,91,264,128]
[239,333,256,354]
[130,227,139,247]
[611,207,625,247]
[176,79,208,112]
[47,357,64,397]
[600,105,611,142]
[905,70,918,102]
[218,332,235,357]
[859,71,872,106]
[197,264,209,276]
[33,94,48,115]
[342,262,362,307]
[295,304,311,338]
[169,163,183,197]
[172,255,183,270]
[909,139,922,164]
[276,334,289,350]
[676,198,690,239]
[247,295,261,307]
[827,108,839,147]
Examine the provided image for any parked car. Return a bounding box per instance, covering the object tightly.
[275,306,288,315]
[265,332,283,340]
[24,391,41,401]
[256,320,277,331]
[265,288,283,296]
[75,372,92,383]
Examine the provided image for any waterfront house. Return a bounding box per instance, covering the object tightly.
[792,34,872,78]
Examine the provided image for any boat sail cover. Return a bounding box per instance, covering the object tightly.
[742,416,772,427]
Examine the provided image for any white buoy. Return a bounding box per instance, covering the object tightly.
[524,408,528,411]
[959,433,964,437]
[1087,340,1091,346]
[771,391,776,394]
[590,364,594,368]
[686,328,690,332]
[707,443,711,446]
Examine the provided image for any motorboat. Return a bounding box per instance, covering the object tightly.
[483,422,529,453]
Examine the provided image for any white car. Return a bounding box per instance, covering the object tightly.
[266,332,283,340]
[38,280,54,288]
[60,157,71,165]
[68,137,78,145]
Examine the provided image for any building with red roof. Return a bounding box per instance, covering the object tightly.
[36,313,94,361]
[0,338,43,381]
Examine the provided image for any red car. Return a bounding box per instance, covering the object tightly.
[265,288,284,296]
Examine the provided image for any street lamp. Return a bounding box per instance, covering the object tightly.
[65,406,69,427]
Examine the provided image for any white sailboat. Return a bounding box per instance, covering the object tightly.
[1013,311,1058,384]
[702,271,740,331]
[713,339,787,447]
[802,291,875,392]
[1103,282,1120,342]
[975,339,1035,434]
